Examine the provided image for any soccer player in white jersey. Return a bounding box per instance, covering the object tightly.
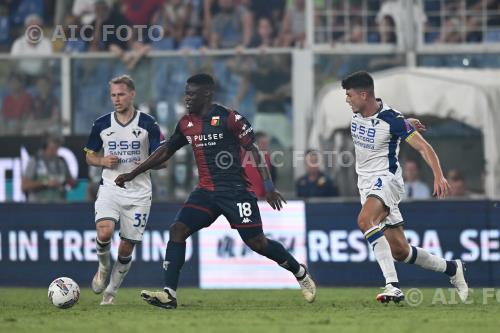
[84,75,164,305]
[342,71,468,304]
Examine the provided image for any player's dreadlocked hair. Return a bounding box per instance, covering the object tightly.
[341,71,374,96]
[187,73,215,88]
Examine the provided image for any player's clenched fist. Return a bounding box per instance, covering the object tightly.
[101,155,119,169]
[114,173,134,188]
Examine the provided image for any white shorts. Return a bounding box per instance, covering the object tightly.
[95,186,152,243]
[359,174,404,229]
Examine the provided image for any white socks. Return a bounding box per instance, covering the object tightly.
[164,287,177,298]
[404,246,446,273]
[364,226,399,285]
[105,255,132,295]
[96,238,111,273]
[293,265,306,278]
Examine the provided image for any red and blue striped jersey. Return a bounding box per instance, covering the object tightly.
[165,104,256,191]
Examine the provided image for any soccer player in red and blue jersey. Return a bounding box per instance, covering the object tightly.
[115,73,316,309]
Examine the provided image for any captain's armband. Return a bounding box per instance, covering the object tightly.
[405,131,417,142]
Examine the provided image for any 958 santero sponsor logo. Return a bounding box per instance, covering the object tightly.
[107,140,141,163]
[351,122,376,142]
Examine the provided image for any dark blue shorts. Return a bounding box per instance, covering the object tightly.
[175,188,263,240]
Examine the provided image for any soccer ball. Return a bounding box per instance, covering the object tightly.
[48,277,80,309]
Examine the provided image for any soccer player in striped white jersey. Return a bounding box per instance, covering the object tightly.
[342,71,468,304]
[84,75,164,305]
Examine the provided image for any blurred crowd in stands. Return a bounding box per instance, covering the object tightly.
[315,0,500,45]
[2,0,499,134]
[1,0,499,56]
[0,0,308,55]
[0,0,494,201]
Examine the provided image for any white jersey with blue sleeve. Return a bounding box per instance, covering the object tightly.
[84,110,163,200]
[351,101,416,228]
[351,101,416,182]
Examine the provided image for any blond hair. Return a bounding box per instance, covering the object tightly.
[109,75,135,91]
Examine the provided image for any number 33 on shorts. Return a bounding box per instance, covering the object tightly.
[133,213,148,227]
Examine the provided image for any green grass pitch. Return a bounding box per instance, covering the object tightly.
[1,288,499,333]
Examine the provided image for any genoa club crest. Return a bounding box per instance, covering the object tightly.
[210,116,220,126]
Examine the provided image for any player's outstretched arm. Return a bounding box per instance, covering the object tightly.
[135,160,168,170]
[114,144,173,188]
[246,143,287,211]
[406,132,451,198]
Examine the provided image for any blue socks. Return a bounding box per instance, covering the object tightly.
[263,239,301,275]
[162,238,303,290]
[163,241,186,291]
[444,260,458,276]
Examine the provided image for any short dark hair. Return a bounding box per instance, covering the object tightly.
[187,73,215,87]
[341,71,374,94]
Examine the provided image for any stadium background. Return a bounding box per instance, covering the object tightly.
[0,0,500,289]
